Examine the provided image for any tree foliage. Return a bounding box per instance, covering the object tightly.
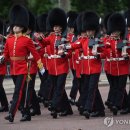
[0,0,130,20]
[71,0,130,16]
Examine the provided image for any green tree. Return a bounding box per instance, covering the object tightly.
[28,0,53,15]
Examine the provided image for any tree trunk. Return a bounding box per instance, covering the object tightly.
[58,0,70,12]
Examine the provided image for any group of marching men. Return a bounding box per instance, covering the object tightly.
[0,3,130,123]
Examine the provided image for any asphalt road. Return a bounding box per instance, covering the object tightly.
[0,81,130,130]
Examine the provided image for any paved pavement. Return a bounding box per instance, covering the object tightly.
[3,73,110,94]
[0,73,130,130]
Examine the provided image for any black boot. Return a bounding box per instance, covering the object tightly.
[69,98,76,105]
[51,110,57,119]
[59,110,73,116]
[5,114,14,123]
[83,110,90,119]
[30,109,41,116]
[105,101,113,109]
[112,106,118,115]
[20,114,31,122]
[0,106,9,112]
[91,111,105,117]
[78,106,84,115]
[20,108,31,121]
[120,108,130,115]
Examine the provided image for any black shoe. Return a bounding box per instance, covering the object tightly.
[59,111,73,116]
[91,111,105,117]
[30,109,41,116]
[120,108,130,115]
[112,106,118,115]
[51,111,57,119]
[20,115,31,122]
[0,106,8,112]
[5,114,14,122]
[43,100,49,107]
[105,101,112,109]
[48,105,53,111]
[69,98,75,105]
[83,110,90,119]
[78,106,84,115]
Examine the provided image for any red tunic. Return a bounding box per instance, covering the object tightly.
[67,33,76,70]
[104,38,129,76]
[71,37,103,75]
[40,33,69,75]
[3,35,41,75]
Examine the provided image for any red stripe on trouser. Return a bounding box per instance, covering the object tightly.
[13,75,27,116]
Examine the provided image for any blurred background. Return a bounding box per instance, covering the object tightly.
[0,0,130,20]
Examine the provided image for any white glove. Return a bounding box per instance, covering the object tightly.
[0,55,5,64]
[40,67,45,75]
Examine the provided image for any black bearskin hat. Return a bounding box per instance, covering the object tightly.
[9,4,29,30]
[76,12,84,35]
[107,13,126,37]
[67,11,78,28]
[47,8,67,32]
[82,11,100,33]
[0,19,5,34]
[28,11,36,32]
[124,9,130,27]
[103,13,112,32]
[36,13,48,33]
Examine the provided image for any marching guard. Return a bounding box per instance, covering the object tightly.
[0,4,45,123]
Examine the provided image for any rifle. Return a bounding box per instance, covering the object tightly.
[55,31,70,56]
[116,22,130,56]
[88,33,104,55]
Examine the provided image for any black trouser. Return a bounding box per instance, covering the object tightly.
[127,90,130,109]
[78,74,86,107]
[110,75,127,109]
[127,75,130,109]
[105,73,115,104]
[81,73,104,112]
[10,75,27,116]
[50,73,68,111]
[20,74,40,113]
[38,70,48,98]
[69,69,79,100]
[40,74,53,100]
[122,89,128,109]
[93,88,105,112]
[0,75,8,108]
[26,74,40,112]
[79,74,89,107]
[60,89,73,113]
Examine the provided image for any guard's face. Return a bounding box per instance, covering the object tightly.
[128,27,130,34]
[13,26,23,34]
[68,27,74,34]
[86,30,95,37]
[111,31,120,38]
[53,25,62,33]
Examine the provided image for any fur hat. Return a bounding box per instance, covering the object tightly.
[82,11,100,33]
[107,13,126,37]
[9,4,29,30]
[47,8,67,32]
[36,13,48,33]
[28,11,36,32]
[0,19,5,34]
[124,9,130,27]
[103,13,112,31]
[76,12,84,35]
[67,11,78,28]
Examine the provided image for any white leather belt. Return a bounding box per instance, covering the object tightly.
[51,55,61,58]
[107,57,125,61]
[83,56,95,59]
